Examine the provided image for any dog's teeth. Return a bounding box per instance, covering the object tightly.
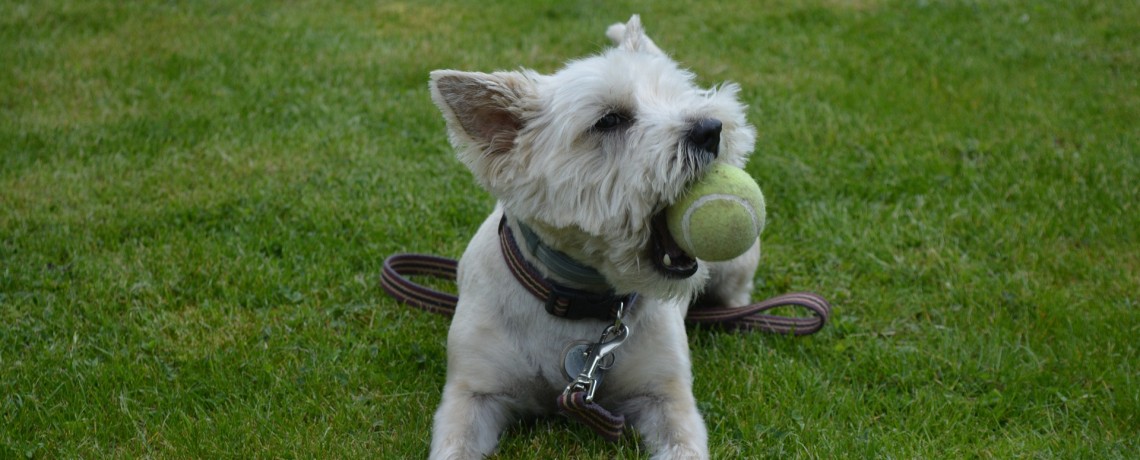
[663,254,672,267]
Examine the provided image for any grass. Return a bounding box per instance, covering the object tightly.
[2,0,1138,458]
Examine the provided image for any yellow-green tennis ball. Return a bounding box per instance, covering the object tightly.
[665,163,766,261]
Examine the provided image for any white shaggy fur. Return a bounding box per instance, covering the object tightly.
[427,16,761,459]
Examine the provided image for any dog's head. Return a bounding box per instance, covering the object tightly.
[429,15,756,299]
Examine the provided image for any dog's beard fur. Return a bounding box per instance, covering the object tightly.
[430,18,756,300]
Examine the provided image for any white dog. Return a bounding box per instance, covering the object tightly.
[427,15,759,459]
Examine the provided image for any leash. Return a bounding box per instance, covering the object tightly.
[381,251,830,440]
[380,223,831,441]
[381,253,831,335]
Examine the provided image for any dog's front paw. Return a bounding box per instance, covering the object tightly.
[429,446,485,460]
[620,389,709,460]
[430,386,514,460]
[650,444,708,460]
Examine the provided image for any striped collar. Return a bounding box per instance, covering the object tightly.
[498,216,635,320]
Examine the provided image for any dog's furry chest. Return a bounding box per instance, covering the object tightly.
[450,212,693,409]
[451,295,689,409]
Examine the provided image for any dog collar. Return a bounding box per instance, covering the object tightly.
[498,216,634,320]
[516,221,611,291]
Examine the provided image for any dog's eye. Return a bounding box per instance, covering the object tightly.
[594,112,629,131]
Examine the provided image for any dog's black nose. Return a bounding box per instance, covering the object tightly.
[688,118,722,156]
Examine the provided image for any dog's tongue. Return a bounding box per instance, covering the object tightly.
[651,212,697,278]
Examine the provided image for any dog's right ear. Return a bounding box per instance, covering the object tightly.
[429,70,536,156]
[606,14,665,56]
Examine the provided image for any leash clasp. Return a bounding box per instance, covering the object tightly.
[563,323,629,402]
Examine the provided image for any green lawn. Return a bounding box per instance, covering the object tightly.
[2,0,1138,458]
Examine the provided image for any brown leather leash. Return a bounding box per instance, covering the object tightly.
[380,252,831,336]
[381,224,831,440]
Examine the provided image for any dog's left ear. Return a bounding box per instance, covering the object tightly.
[429,70,536,156]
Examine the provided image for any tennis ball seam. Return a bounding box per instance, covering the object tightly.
[678,193,761,256]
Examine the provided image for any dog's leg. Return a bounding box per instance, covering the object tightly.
[696,239,760,308]
[611,312,709,460]
[619,387,709,460]
[429,383,513,460]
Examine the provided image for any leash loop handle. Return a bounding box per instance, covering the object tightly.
[685,292,831,336]
[380,254,458,316]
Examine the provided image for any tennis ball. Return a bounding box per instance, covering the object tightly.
[665,163,765,261]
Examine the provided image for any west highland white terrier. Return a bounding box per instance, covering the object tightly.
[426,15,759,459]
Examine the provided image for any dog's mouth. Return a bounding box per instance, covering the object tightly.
[650,211,698,279]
